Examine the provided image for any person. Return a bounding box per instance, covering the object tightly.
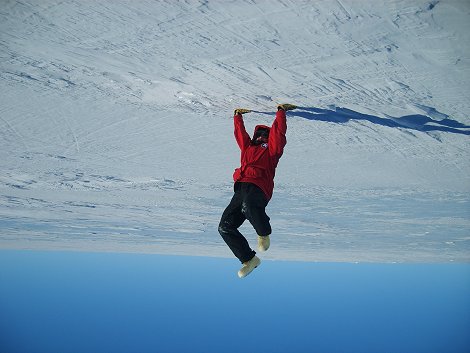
[218,104,296,278]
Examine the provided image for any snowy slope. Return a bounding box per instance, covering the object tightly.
[1,0,469,262]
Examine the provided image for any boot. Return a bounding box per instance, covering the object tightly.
[258,235,270,252]
[238,255,261,278]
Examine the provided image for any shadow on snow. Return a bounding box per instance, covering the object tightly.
[255,105,470,136]
[291,106,470,136]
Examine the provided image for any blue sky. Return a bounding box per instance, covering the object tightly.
[1,250,469,353]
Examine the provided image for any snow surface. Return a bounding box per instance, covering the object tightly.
[1,0,469,262]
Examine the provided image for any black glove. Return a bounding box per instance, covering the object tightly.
[277,104,297,111]
[234,108,252,115]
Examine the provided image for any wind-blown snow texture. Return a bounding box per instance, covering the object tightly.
[1,0,469,262]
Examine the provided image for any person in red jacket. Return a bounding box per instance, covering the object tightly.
[218,104,296,278]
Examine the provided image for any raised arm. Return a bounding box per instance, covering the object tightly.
[268,109,287,158]
[234,113,251,151]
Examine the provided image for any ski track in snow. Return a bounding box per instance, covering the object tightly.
[0,0,469,262]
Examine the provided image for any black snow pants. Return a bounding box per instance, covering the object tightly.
[218,182,272,263]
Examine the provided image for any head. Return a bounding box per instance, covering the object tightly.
[252,125,270,145]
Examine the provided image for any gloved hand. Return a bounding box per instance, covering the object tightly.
[234,108,252,115]
[277,104,297,111]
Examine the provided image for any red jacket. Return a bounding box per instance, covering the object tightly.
[232,110,287,201]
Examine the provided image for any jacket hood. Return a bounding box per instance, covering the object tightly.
[253,125,271,135]
[251,124,271,145]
